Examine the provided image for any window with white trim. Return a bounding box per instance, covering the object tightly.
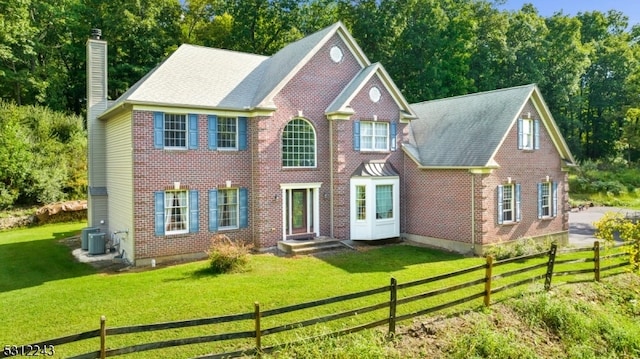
[375,184,393,219]
[502,184,514,222]
[282,118,316,167]
[217,116,237,149]
[164,114,187,148]
[218,188,238,229]
[165,190,189,234]
[498,183,520,224]
[355,185,366,220]
[538,181,557,218]
[521,119,533,149]
[361,121,389,151]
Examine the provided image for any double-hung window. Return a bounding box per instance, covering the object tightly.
[218,188,238,229]
[164,114,187,149]
[155,190,200,236]
[208,115,247,151]
[353,120,397,152]
[361,121,389,151]
[518,118,540,150]
[538,181,558,218]
[154,112,198,150]
[217,117,238,149]
[497,183,521,224]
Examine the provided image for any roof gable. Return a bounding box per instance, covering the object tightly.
[406,84,575,168]
[101,21,378,118]
[325,63,417,121]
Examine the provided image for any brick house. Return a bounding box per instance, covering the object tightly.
[86,23,575,266]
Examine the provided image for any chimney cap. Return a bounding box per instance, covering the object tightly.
[90,28,102,40]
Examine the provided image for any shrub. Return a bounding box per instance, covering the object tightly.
[593,212,640,272]
[484,237,550,260]
[206,234,253,274]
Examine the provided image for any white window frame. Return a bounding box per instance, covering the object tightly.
[375,184,394,220]
[217,116,238,150]
[355,185,366,221]
[540,182,551,217]
[502,184,515,223]
[164,113,188,149]
[521,118,534,150]
[164,190,189,234]
[360,121,389,151]
[282,118,317,168]
[218,188,239,230]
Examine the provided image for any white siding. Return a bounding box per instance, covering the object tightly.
[106,111,135,262]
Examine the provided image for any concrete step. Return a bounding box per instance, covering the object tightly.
[278,238,347,255]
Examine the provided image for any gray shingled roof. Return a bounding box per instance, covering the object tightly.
[325,64,378,114]
[109,45,269,110]
[105,23,342,113]
[407,84,536,167]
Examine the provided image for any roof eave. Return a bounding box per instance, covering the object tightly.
[99,99,277,120]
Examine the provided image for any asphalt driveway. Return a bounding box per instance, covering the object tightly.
[569,206,637,246]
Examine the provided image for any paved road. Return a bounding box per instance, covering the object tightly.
[569,206,637,246]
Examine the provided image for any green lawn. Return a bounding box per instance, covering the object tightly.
[0,222,486,357]
[0,222,627,358]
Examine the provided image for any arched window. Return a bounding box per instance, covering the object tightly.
[282,118,316,168]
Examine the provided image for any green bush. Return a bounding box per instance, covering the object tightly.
[484,237,550,260]
[206,234,253,274]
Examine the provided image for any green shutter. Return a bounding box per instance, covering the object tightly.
[154,191,165,235]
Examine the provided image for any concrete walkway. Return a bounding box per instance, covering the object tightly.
[569,206,637,246]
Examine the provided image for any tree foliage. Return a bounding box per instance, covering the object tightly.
[1,0,640,208]
[0,101,86,209]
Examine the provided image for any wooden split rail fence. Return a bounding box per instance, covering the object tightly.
[3,241,631,359]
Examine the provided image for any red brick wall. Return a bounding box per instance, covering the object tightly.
[403,165,473,242]
[253,33,406,245]
[132,111,253,261]
[479,100,568,245]
[403,99,569,247]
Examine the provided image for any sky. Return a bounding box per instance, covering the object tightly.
[497,0,640,27]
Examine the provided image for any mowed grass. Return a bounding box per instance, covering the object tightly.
[1,222,628,358]
[0,222,487,358]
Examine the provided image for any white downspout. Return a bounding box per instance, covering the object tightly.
[329,120,335,238]
[471,173,476,254]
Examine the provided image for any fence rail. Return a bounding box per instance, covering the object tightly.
[3,240,632,359]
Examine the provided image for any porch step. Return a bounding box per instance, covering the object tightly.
[277,237,347,255]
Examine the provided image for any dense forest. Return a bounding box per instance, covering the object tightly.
[1,0,639,208]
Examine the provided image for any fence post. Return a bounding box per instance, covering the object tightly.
[100,316,106,359]
[388,277,397,337]
[484,256,493,307]
[544,243,557,291]
[254,302,261,356]
[594,241,601,282]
